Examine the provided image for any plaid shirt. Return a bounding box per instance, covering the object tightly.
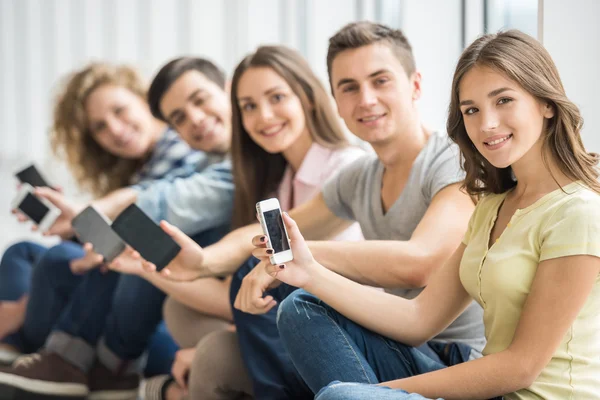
[131,129,234,236]
[130,128,203,188]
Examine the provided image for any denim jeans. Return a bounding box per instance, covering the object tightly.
[0,240,184,376]
[0,241,47,301]
[315,381,440,400]
[229,257,313,400]
[46,225,228,373]
[2,241,85,351]
[277,289,495,399]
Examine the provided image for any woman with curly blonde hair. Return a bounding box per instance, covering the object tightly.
[0,62,200,362]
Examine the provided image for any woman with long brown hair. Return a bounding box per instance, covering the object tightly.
[267,30,600,399]
[141,45,364,400]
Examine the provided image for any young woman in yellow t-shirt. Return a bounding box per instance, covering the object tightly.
[249,30,600,400]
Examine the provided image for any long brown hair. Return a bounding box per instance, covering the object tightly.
[230,45,349,228]
[51,63,149,197]
[447,30,599,196]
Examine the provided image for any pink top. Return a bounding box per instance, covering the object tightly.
[277,142,364,241]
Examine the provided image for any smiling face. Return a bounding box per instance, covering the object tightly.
[236,66,311,155]
[330,43,420,146]
[85,84,158,159]
[458,65,554,169]
[159,70,231,153]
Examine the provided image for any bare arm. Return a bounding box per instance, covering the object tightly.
[300,244,472,346]
[263,213,472,346]
[382,254,600,399]
[201,193,351,276]
[141,272,233,321]
[309,183,473,288]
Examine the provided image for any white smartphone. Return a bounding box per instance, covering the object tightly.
[256,198,293,265]
[11,183,61,232]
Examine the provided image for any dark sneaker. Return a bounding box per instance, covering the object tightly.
[0,351,88,399]
[88,361,139,400]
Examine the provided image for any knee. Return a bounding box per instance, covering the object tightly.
[40,242,83,269]
[34,243,81,280]
[2,241,36,264]
[276,288,320,333]
[315,381,360,400]
[189,330,248,394]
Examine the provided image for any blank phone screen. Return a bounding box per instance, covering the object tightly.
[19,193,49,224]
[264,209,289,253]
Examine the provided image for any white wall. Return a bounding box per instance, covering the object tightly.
[0,0,552,185]
[541,0,600,153]
[0,0,473,169]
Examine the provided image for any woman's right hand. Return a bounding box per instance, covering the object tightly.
[252,212,323,290]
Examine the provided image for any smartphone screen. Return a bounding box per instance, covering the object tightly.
[112,204,181,271]
[15,165,50,187]
[264,209,290,254]
[18,193,49,224]
[72,207,126,262]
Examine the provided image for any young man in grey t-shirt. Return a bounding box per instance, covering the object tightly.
[145,22,483,399]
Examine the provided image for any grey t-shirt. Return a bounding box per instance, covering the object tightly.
[322,131,485,353]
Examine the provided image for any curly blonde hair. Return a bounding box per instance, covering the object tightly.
[50,63,149,197]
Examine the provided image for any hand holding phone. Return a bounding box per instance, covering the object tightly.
[112,204,181,271]
[72,206,126,263]
[11,184,61,232]
[256,198,293,265]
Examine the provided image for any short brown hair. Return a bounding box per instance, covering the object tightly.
[148,57,226,121]
[327,21,416,90]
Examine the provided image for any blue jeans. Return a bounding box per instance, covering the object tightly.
[229,257,313,400]
[0,241,47,301]
[0,241,181,376]
[47,225,228,373]
[315,381,439,400]
[2,241,85,351]
[278,289,491,398]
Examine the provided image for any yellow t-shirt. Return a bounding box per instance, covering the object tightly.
[460,182,600,399]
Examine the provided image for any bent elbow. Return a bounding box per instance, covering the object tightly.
[518,362,542,389]
[403,261,437,289]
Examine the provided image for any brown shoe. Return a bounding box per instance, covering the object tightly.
[88,361,139,400]
[0,351,88,399]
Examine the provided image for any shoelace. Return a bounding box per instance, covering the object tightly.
[13,353,42,369]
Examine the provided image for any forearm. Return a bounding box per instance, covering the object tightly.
[141,272,233,321]
[202,223,263,276]
[304,263,426,345]
[385,350,532,400]
[308,240,433,289]
[92,188,137,220]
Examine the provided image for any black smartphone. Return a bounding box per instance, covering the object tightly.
[111,204,181,271]
[15,165,51,188]
[11,184,61,231]
[72,206,126,262]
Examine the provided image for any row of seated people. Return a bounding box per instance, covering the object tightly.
[0,21,598,400]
